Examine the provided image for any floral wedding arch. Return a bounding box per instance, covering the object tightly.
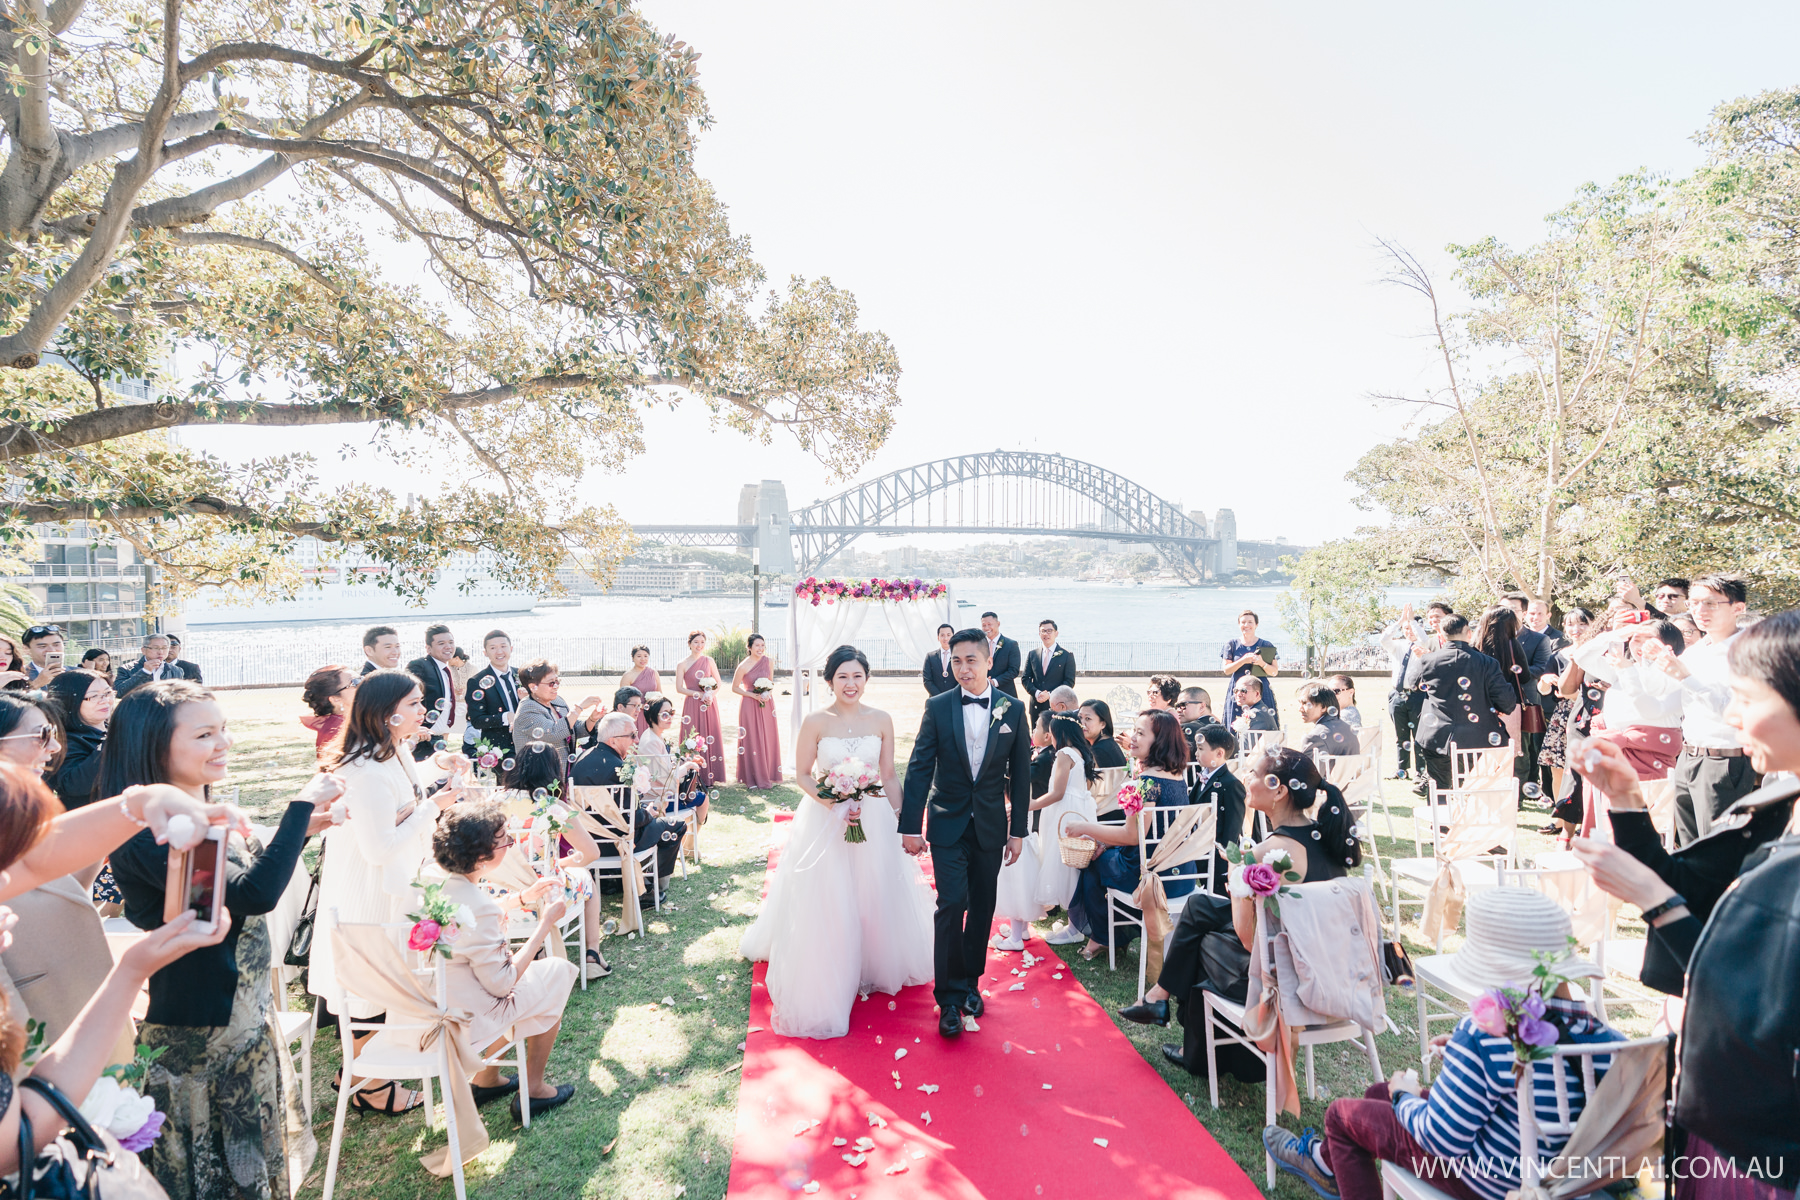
[786,576,956,758]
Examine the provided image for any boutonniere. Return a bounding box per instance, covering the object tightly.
[989,695,1013,726]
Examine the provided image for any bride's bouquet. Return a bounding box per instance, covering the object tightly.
[816,757,882,844]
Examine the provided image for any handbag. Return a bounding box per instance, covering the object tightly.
[1513,665,1546,735]
[1381,938,1417,990]
[2,1076,167,1200]
[284,845,323,968]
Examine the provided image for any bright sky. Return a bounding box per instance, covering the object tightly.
[185,0,1800,549]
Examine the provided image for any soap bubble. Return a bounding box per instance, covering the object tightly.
[1458,677,1471,689]
[1310,829,1321,839]
[888,1000,896,1010]
[472,689,485,700]
[482,675,495,687]
[532,787,548,802]
[1020,1124,1029,1137]
[1488,733,1503,746]
[389,714,404,726]
[1031,997,1040,1008]
[532,727,545,739]
[1002,1042,1012,1054]
[1659,733,1672,744]
[973,1084,983,1097]
[1522,782,1542,799]
[1459,693,1473,702]
[502,757,516,771]
[1511,664,1523,674]
[1264,773,1280,789]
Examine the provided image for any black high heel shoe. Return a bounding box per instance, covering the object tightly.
[1118,996,1169,1026]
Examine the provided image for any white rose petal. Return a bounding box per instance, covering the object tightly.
[893,1048,907,1061]
[917,1084,939,1094]
[832,1137,848,1147]
[802,1184,820,1195]
[1093,1137,1110,1148]
[843,1152,867,1166]
[884,1162,909,1176]
[78,1077,124,1130]
[921,1110,932,1125]
[1009,983,1025,991]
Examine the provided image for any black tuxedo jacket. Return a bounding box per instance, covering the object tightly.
[406,655,456,725]
[1515,628,1556,708]
[921,648,956,697]
[360,659,382,677]
[464,665,519,749]
[988,636,1022,699]
[571,741,624,787]
[1020,645,1076,714]
[1190,766,1247,891]
[1411,642,1517,755]
[901,689,1031,849]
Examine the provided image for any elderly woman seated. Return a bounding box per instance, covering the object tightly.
[433,802,581,1121]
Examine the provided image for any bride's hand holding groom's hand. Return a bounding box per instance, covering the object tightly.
[901,834,927,856]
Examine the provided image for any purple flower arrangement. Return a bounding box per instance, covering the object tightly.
[792,577,949,606]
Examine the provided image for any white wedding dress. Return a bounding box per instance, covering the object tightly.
[739,734,936,1039]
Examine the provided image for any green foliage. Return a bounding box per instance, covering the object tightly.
[1276,541,1401,671]
[709,623,750,676]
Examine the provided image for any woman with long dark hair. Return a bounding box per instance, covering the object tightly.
[1079,698,1129,769]
[308,668,462,1116]
[1057,708,1194,959]
[104,680,343,1199]
[1473,604,1533,749]
[41,668,112,810]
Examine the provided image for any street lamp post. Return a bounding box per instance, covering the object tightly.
[751,546,761,636]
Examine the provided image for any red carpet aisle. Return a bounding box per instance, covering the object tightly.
[725,813,1261,1200]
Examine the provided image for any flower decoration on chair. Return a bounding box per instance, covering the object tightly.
[792,577,949,606]
[1114,779,1145,817]
[1223,840,1304,914]
[816,757,883,843]
[1468,940,1583,1066]
[406,879,471,958]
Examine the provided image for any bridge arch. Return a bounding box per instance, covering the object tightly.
[790,450,1216,577]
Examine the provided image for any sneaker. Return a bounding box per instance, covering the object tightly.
[1264,1126,1339,1200]
[1044,924,1085,946]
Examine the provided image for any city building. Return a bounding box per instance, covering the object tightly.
[3,522,156,653]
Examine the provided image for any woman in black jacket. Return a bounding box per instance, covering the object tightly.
[41,668,111,810]
[1572,610,1800,1200]
[104,680,342,1200]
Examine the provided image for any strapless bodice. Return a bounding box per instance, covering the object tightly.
[817,734,882,771]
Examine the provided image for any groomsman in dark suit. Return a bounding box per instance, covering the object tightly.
[464,629,521,753]
[405,624,459,762]
[163,635,203,682]
[1020,619,1076,723]
[1404,613,1517,794]
[922,623,957,696]
[360,625,401,676]
[980,611,1022,701]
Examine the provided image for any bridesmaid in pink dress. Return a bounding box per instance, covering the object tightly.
[620,644,660,734]
[732,634,782,787]
[678,631,725,789]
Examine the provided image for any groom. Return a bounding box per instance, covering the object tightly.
[901,628,1029,1038]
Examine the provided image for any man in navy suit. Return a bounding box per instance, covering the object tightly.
[1020,618,1077,723]
[1405,613,1518,794]
[979,611,1022,701]
[901,629,1029,1038]
[921,623,957,697]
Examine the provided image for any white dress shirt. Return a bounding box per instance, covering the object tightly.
[1572,639,1685,730]
[960,685,993,777]
[1673,636,1743,750]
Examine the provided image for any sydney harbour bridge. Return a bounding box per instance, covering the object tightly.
[629,450,1300,581]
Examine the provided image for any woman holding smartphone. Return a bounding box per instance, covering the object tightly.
[103,680,343,1200]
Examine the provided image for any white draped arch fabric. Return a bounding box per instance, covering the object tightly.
[786,584,956,763]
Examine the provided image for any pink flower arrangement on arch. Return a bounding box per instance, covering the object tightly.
[792,577,949,606]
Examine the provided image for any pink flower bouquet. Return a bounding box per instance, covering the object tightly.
[816,756,883,843]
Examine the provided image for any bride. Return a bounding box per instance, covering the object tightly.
[739,644,935,1038]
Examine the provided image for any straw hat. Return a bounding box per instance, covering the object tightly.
[1440,886,1600,992]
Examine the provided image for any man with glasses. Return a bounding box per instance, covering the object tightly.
[1637,574,1759,844]
[21,625,64,682]
[164,634,203,683]
[1175,686,1219,758]
[1021,619,1076,724]
[1652,578,1690,616]
[1229,677,1278,734]
[114,634,178,696]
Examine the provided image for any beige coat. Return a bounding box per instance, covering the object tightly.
[2,876,138,1067]
[439,875,576,1049]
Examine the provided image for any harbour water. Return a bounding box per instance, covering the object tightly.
[180,578,1439,686]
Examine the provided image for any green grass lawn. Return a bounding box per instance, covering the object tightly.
[215,689,1644,1199]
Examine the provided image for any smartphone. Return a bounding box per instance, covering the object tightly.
[44,650,62,668]
[163,827,228,933]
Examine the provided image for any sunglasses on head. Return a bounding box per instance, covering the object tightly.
[24,625,60,640]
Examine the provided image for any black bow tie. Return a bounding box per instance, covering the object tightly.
[960,693,989,708]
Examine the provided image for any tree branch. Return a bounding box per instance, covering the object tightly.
[64,108,220,172]
[165,230,341,292]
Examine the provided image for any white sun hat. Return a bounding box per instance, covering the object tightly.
[1440,886,1601,993]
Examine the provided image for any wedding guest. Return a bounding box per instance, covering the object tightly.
[675,631,724,788]
[1028,711,1057,799]
[1022,619,1076,722]
[1048,685,1080,713]
[1079,699,1129,770]
[1671,612,1703,648]
[41,669,110,811]
[0,632,26,688]
[1055,709,1195,958]
[359,625,401,675]
[0,692,61,779]
[465,629,521,754]
[406,623,460,761]
[513,658,598,776]
[733,633,781,788]
[1121,749,1360,1077]
[299,664,356,759]
[1569,616,1686,832]
[611,686,644,729]
[77,646,112,684]
[571,712,684,896]
[1405,614,1516,795]
[639,697,704,827]
[310,669,463,1116]
[164,634,202,683]
[620,645,660,733]
[1381,601,1451,781]
[0,764,235,1184]
[22,624,66,684]
[491,744,606,980]
[1653,577,1690,616]
[1482,603,1543,793]
[113,634,180,696]
[1188,723,1245,892]
[1145,674,1180,713]
[1221,610,1279,729]
[1230,676,1279,735]
[980,612,1023,701]
[1295,680,1358,758]
[1536,607,1595,837]
[1176,686,1218,758]
[1570,610,1800,1198]
[1328,675,1363,728]
[1525,597,1566,650]
[105,681,342,1197]
[922,624,956,697]
[1266,888,1616,1200]
[432,803,579,1121]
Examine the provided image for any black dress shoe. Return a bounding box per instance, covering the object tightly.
[961,993,984,1018]
[1160,1044,1191,1070]
[470,1076,518,1106]
[1119,998,1169,1026]
[511,1083,575,1122]
[938,1007,964,1038]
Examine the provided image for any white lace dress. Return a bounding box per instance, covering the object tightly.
[994,745,1098,922]
[738,734,936,1039]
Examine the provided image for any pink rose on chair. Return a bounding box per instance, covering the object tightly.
[1470,988,1510,1037]
[407,919,442,952]
[1241,863,1281,896]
